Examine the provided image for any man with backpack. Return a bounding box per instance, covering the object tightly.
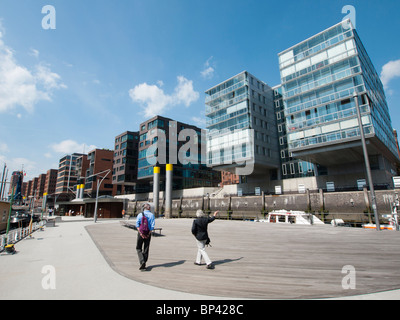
[136,203,155,270]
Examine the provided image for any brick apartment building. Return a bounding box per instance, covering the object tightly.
[44,169,58,196]
[83,149,114,198]
[55,153,86,201]
[113,131,139,195]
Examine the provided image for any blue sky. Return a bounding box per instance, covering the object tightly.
[0,0,399,182]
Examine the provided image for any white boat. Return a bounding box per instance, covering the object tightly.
[362,223,395,231]
[262,210,325,225]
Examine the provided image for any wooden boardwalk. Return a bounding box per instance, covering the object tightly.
[86,219,400,299]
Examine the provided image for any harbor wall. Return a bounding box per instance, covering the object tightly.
[125,188,400,224]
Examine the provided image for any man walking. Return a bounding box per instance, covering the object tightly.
[192,209,219,269]
[136,203,155,270]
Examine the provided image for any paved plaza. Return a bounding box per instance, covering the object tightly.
[1,216,400,300]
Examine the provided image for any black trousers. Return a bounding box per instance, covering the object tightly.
[136,233,151,265]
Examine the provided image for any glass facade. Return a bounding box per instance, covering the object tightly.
[205,71,279,174]
[273,85,316,179]
[278,20,399,161]
[137,115,220,192]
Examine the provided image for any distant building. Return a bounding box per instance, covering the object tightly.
[83,149,114,198]
[44,169,58,196]
[112,131,139,195]
[55,153,86,201]
[220,171,240,187]
[8,171,24,202]
[36,173,46,198]
[29,177,38,198]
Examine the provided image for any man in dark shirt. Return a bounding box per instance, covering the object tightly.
[191,209,219,269]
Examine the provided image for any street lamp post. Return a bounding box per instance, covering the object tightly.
[354,91,380,231]
[90,169,111,223]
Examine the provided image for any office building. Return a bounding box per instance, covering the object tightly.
[113,131,139,195]
[273,84,316,180]
[278,20,400,189]
[205,71,280,192]
[137,115,220,192]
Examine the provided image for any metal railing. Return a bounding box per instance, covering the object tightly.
[0,221,46,252]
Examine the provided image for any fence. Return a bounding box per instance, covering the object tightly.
[0,221,46,252]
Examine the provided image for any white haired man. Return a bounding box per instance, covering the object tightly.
[191,209,219,269]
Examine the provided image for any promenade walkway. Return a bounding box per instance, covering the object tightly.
[1,216,400,300]
[0,217,222,300]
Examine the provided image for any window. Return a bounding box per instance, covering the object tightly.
[290,163,295,174]
[242,143,247,157]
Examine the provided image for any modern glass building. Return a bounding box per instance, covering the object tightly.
[205,71,280,179]
[278,20,399,187]
[273,84,316,180]
[137,115,220,192]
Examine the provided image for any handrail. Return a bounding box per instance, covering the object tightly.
[0,221,45,252]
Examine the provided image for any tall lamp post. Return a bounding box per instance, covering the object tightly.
[354,91,380,231]
[88,169,111,223]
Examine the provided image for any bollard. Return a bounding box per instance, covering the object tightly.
[165,164,173,219]
[153,167,160,218]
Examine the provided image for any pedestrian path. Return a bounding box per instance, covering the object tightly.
[0,217,226,300]
[1,216,400,300]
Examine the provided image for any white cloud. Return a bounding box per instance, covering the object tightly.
[129,76,199,118]
[201,56,215,79]
[380,59,400,90]
[49,140,97,155]
[35,63,67,90]
[174,76,199,107]
[201,67,215,79]
[129,83,173,118]
[191,116,206,128]
[0,24,66,113]
[7,157,38,181]
[29,48,39,58]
